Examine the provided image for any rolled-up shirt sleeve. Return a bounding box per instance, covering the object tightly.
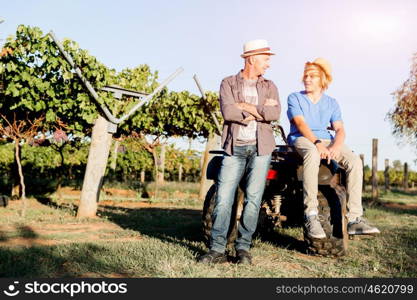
[255,82,281,121]
[219,79,247,122]
[287,93,303,121]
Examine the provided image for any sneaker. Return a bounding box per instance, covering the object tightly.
[236,249,252,265]
[305,215,326,239]
[197,250,227,264]
[347,217,380,235]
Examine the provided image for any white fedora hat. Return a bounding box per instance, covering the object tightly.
[241,39,275,58]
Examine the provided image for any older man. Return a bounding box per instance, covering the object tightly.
[287,58,380,239]
[198,39,281,265]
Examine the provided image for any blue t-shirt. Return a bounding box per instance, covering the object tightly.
[287,91,342,145]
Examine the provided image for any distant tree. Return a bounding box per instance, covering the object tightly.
[0,114,43,215]
[388,53,417,151]
[0,25,114,216]
[392,160,403,172]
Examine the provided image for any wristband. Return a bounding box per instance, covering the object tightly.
[314,139,322,145]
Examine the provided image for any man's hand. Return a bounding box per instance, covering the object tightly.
[235,102,263,120]
[327,144,341,160]
[235,102,246,110]
[316,143,331,164]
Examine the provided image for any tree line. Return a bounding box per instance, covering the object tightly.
[0,140,202,197]
[363,162,417,189]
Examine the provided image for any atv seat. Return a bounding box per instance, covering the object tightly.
[272,145,344,185]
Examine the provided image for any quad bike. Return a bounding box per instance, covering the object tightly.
[202,126,348,257]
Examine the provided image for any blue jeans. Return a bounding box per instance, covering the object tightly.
[210,145,271,253]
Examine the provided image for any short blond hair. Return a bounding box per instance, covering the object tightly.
[302,63,332,90]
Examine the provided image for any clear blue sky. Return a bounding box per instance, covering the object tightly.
[1,0,416,170]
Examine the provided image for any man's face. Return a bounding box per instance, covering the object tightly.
[252,54,271,76]
[303,69,322,93]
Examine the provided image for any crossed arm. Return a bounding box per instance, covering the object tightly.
[291,116,345,162]
[236,99,278,122]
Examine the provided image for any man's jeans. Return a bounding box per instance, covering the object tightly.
[210,145,271,253]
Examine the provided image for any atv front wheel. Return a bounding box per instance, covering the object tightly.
[304,185,348,257]
[202,184,244,255]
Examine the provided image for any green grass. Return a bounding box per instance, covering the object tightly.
[363,188,417,205]
[0,187,416,277]
[146,181,200,195]
[379,189,417,205]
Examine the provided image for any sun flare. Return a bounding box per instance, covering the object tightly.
[351,13,404,42]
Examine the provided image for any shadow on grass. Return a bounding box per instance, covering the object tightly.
[0,244,131,277]
[0,225,133,277]
[99,205,205,254]
[257,230,307,253]
[33,195,78,216]
[0,225,36,242]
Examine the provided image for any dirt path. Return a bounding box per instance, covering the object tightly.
[382,202,417,210]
